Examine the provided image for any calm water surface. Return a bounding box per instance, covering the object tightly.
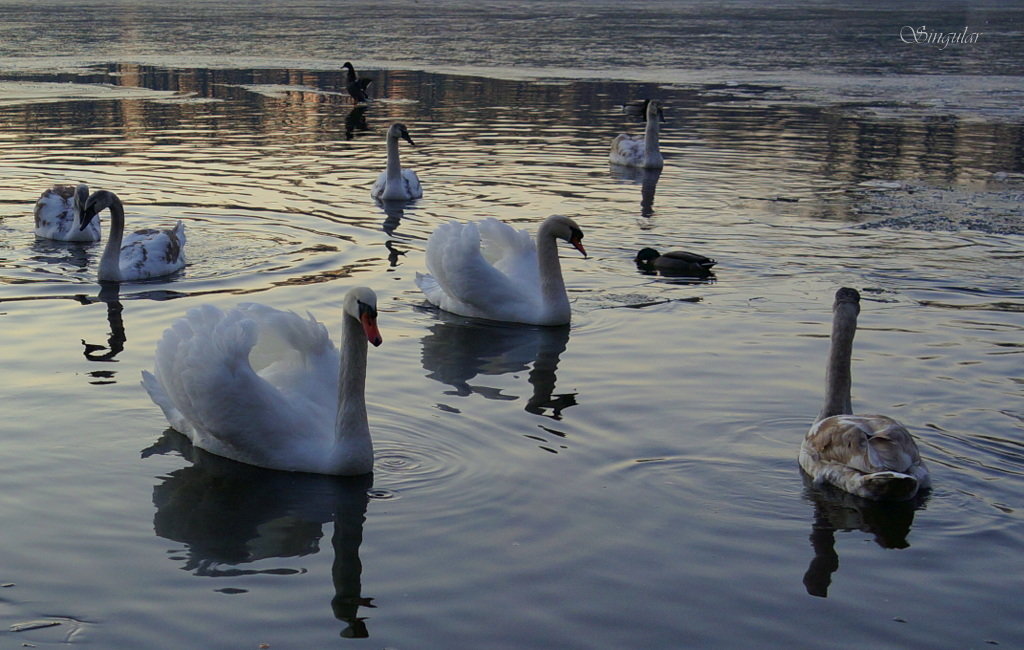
[0,2,1022,648]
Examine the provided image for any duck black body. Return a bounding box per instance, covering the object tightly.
[634,247,716,276]
[342,62,373,103]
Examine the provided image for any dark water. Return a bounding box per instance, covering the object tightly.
[0,2,1022,648]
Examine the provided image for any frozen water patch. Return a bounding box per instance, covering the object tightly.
[854,178,1024,235]
[0,80,183,107]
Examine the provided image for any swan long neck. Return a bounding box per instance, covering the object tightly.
[818,302,857,421]
[99,198,125,282]
[643,113,662,166]
[535,221,571,321]
[335,311,371,458]
[385,134,402,184]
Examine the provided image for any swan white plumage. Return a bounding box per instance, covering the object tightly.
[415,215,586,326]
[80,190,186,282]
[610,99,664,169]
[141,287,384,475]
[370,123,422,201]
[34,183,100,241]
[799,288,931,500]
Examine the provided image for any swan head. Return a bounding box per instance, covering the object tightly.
[80,189,119,231]
[833,287,861,314]
[635,247,661,264]
[646,100,665,123]
[387,123,416,147]
[543,215,587,257]
[345,287,383,347]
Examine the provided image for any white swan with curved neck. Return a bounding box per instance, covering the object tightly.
[80,190,185,282]
[415,215,586,326]
[34,183,100,241]
[799,288,930,500]
[141,287,384,476]
[610,99,664,169]
[370,123,422,201]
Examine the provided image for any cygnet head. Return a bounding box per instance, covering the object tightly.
[647,99,665,123]
[543,215,587,257]
[345,287,383,347]
[388,123,416,147]
[80,189,119,231]
[833,287,861,313]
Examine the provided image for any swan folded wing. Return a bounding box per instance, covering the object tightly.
[34,187,72,228]
[425,220,541,318]
[610,134,644,166]
[805,415,920,474]
[400,170,423,198]
[120,221,186,280]
[148,305,324,465]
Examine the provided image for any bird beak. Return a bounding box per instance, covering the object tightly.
[402,132,416,147]
[360,312,383,347]
[571,238,587,258]
[79,205,98,230]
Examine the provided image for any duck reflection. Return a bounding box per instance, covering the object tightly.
[80,282,126,363]
[143,431,375,638]
[609,165,662,217]
[801,476,928,598]
[344,104,369,140]
[419,312,576,419]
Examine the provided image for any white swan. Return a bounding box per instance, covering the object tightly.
[799,288,930,500]
[80,190,186,282]
[415,215,586,326]
[610,99,664,169]
[34,183,100,241]
[370,123,422,201]
[141,287,384,476]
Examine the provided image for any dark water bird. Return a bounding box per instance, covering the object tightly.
[342,61,373,103]
[634,247,715,276]
[798,288,930,500]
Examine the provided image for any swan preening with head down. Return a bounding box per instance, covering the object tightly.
[415,215,586,326]
[342,61,373,103]
[799,288,930,500]
[142,287,384,476]
[80,190,186,282]
[370,123,423,201]
[34,183,100,241]
[610,99,664,169]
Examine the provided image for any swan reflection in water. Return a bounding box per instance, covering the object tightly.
[609,164,662,217]
[419,311,577,419]
[801,476,929,598]
[79,282,126,365]
[143,431,375,638]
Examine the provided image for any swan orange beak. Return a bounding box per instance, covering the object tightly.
[571,238,587,258]
[360,312,383,347]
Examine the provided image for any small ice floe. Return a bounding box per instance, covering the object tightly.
[857,179,906,191]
